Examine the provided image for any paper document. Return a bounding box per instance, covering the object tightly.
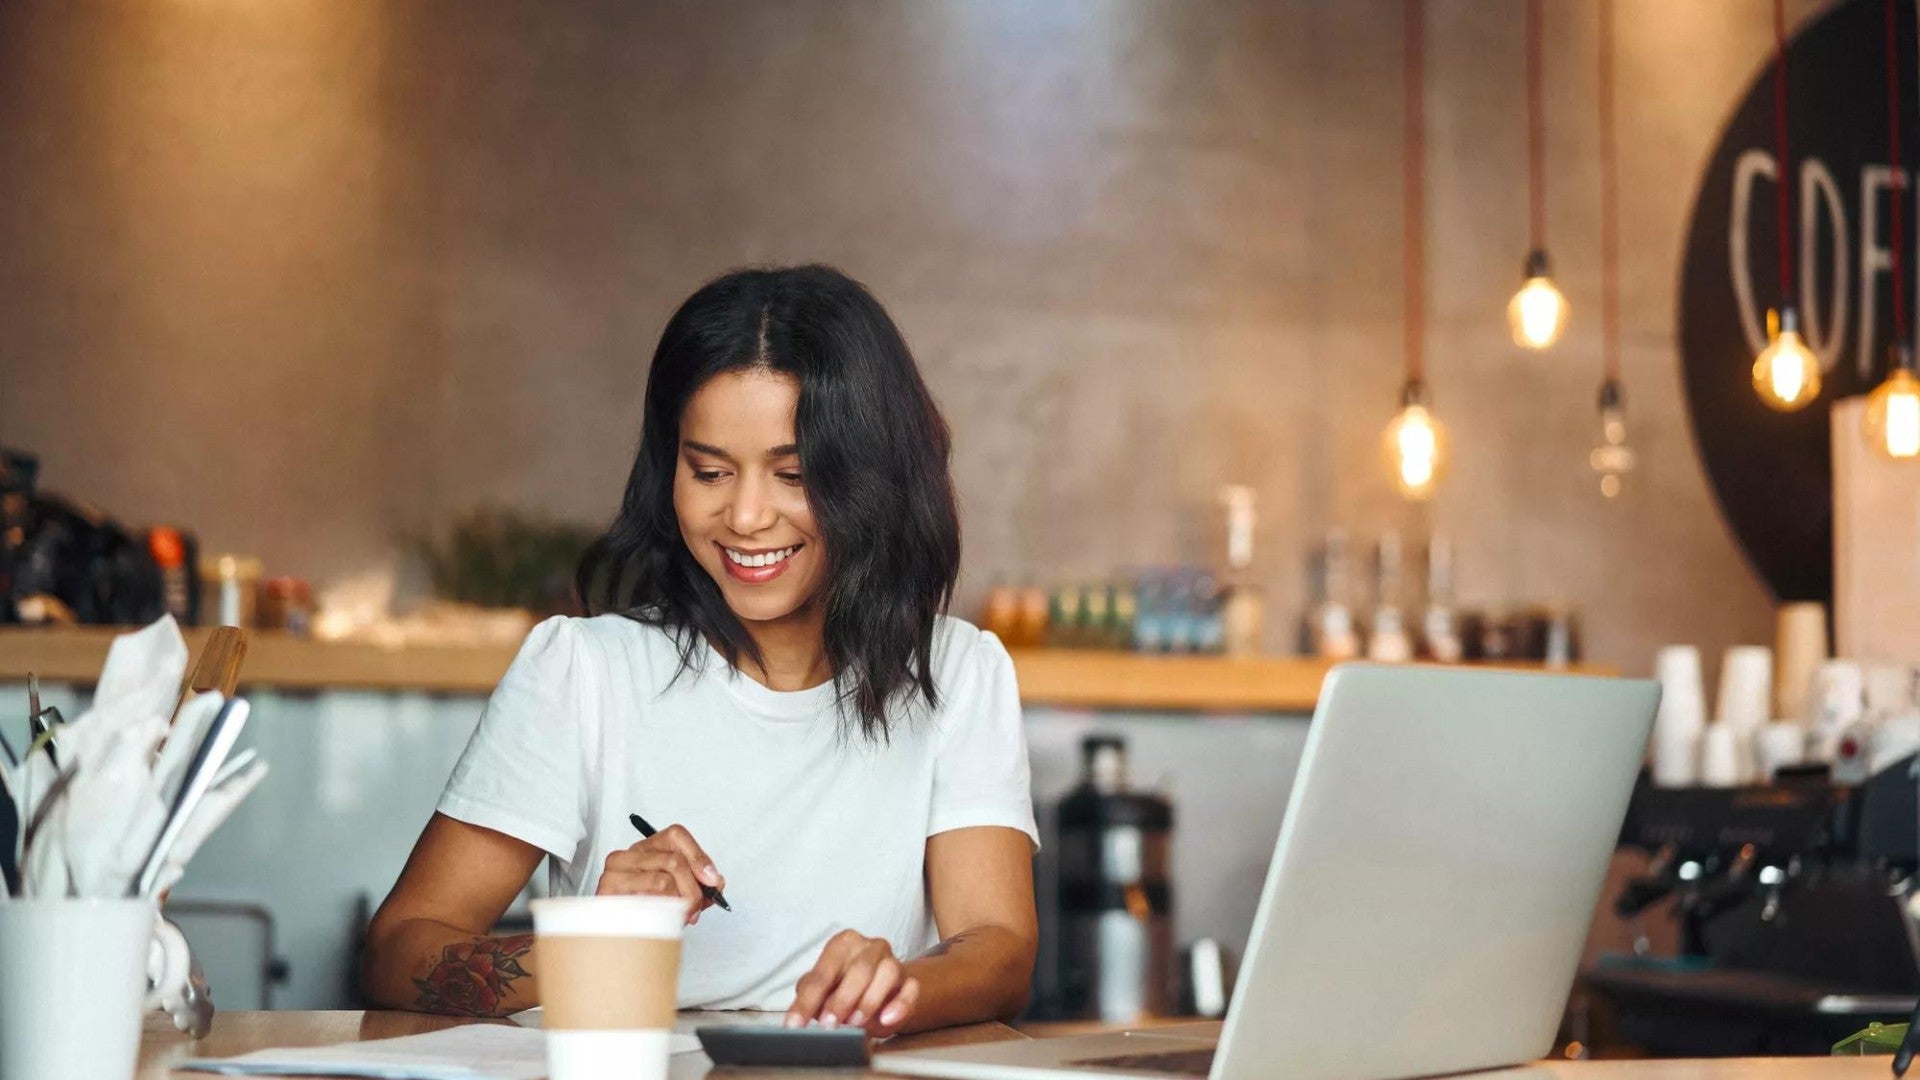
[176,1022,703,1079]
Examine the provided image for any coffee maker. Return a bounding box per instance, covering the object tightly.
[1043,735,1176,1024]
[1583,758,1920,1055]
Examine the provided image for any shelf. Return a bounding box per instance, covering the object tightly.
[0,626,517,695]
[1006,649,1611,712]
[0,627,1612,713]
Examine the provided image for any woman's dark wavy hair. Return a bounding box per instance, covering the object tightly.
[576,265,961,741]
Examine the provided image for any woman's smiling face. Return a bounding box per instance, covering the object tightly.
[673,369,827,625]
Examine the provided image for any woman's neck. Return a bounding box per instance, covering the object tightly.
[735,604,831,692]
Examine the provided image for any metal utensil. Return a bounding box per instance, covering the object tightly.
[0,742,18,896]
[132,699,249,898]
[27,706,58,770]
[25,674,56,769]
[142,761,268,903]
[0,778,17,897]
[20,763,77,858]
[179,952,215,1038]
[209,747,258,790]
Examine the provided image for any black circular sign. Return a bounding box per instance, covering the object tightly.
[1678,0,1916,603]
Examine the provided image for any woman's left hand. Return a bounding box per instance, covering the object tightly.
[784,930,920,1037]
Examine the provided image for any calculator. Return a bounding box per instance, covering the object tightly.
[695,1024,873,1068]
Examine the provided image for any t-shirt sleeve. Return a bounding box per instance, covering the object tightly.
[436,616,587,861]
[927,630,1039,849]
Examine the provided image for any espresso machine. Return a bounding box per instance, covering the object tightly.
[1582,757,1920,1055]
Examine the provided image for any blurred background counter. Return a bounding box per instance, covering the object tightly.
[0,628,1606,1015]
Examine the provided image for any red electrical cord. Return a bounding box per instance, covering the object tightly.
[1405,0,1425,385]
[1773,0,1794,309]
[1527,0,1547,254]
[1599,0,1618,383]
[1889,0,1908,344]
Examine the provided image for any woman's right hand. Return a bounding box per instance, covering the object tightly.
[594,824,726,924]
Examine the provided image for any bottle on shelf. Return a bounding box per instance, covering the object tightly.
[146,526,200,625]
[1217,485,1265,657]
[981,581,1021,644]
[1365,531,1412,662]
[1017,583,1051,649]
[1049,584,1087,648]
[1419,534,1462,663]
[1109,579,1138,651]
[1309,530,1361,661]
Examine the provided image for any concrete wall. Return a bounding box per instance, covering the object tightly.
[0,0,1806,671]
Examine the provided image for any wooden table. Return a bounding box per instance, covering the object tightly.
[1480,1061,1894,1078]
[138,1010,1024,1080]
[136,1010,1902,1079]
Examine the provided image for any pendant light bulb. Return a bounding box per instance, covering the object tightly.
[1752,305,1822,411]
[1864,346,1920,460]
[1382,380,1448,501]
[1589,379,1637,498]
[1508,250,1571,350]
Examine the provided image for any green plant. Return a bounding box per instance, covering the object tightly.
[409,507,599,616]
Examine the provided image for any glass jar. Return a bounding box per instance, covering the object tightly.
[198,555,263,628]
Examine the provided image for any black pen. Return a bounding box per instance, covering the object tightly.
[1893,996,1920,1077]
[629,813,732,912]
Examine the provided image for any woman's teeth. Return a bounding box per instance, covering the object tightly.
[724,545,799,568]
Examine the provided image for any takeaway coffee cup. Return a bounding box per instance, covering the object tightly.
[531,895,684,1080]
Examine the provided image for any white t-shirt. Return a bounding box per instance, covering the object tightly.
[436,613,1037,1010]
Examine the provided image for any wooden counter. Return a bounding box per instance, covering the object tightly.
[136,1011,1889,1080]
[0,626,1611,713]
[139,1010,1020,1080]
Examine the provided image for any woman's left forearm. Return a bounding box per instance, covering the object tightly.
[899,923,1036,1033]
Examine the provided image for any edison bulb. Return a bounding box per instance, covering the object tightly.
[1508,250,1570,350]
[1589,381,1637,497]
[1752,306,1822,411]
[1864,349,1920,460]
[1382,393,1448,501]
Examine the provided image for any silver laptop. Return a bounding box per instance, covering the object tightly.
[876,663,1658,1080]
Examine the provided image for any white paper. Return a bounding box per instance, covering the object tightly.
[91,614,188,722]
[176,1024,550,1079]
[178,1022,703,1079]
[11,616,201,899]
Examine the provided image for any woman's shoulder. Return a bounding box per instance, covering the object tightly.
[928,614,1014,685]
[505,613,689,686]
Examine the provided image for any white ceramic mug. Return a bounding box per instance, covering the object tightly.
[0,897,190,1080]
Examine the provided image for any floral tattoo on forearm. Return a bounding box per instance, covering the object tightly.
[413,934,533,1015]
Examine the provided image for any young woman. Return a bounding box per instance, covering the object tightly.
[362,266,1037,1036]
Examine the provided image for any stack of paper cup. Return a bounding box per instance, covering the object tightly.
[1651,646,1707,786]
[1833,666,1920,783]
[1773,602,1828,721]
[1806,660,1865,762]
[1699,722,1744,787]
[1756,721,1807,779]
[1865,665,1912,718]
[1713,645,1773,782]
